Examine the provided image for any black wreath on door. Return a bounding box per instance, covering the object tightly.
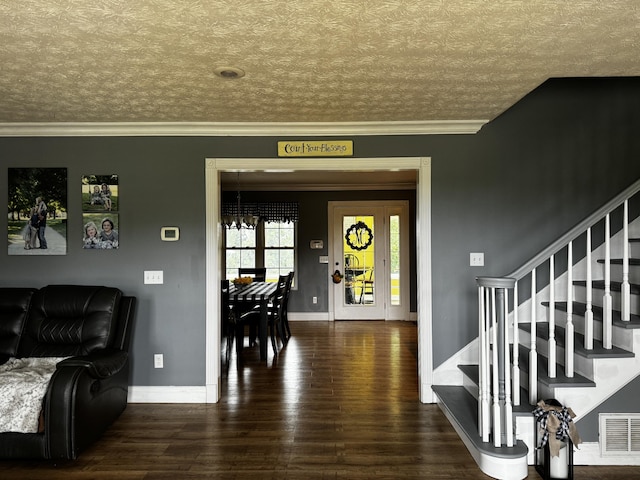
[345,221,373,251]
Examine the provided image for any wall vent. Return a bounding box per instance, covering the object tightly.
[600,413,640,456]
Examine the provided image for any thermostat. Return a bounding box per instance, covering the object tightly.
[161,227,180,241]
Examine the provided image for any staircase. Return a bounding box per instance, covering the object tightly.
[432,180,640,480]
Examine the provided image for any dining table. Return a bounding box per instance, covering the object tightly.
[228,280,278,361]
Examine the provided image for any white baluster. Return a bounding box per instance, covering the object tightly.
[529,268,538,405]
[491,288,502,447]
[585,227,594,350]
[483,287,492,442]
[479,285,489,441]
[548,255,557,378]
[622,200,630,322]
[503,288,514,447]
[603,214,613,349]
[512,282,520,406]
[566,242,574,377]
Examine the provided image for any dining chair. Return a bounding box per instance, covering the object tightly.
[344,253,359,269]
[269,274,290,352]
[359,268,374,304]
[236,267,267,330]
[280,271,294,343]
[220,280,235,370]
[238,267,266,282]
[344,255,360,304]
[234,305,259,359]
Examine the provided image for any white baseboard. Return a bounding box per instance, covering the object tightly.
[573,442,640,465]
[288,312,418,321]
[288,312,331,321]
[128,386,208,403]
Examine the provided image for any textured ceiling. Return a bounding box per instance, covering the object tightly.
[1,1,640,127]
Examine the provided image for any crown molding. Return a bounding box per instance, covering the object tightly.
[0,120,487,137]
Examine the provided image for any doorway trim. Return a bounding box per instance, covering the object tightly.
[205,156,433,403]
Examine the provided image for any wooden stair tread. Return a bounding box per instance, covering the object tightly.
[519,322,635,358]
[597,258,640,265]
[573,279,640,294]
[457,364,534,414]
[432,385,529,459]
[517,344,595,388]
[543,301,640,328]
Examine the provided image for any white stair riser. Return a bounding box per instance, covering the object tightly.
[521,310,635,355]
[543,309,636,352]
[515,416,536,466]
[462,374,479,398]
[519,330,595,379]
[598,263,640,284]
[573,285,640,315]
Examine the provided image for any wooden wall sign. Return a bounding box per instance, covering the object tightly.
[277,140,353,157]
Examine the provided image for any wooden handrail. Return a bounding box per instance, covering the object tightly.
[508,178,640,280]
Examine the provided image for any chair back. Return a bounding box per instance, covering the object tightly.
[284,271,294,306]
[345,254,359,268]
[17,285,126,358]
[220,279,235,358]
[238,267,266,282]
[221,279,230,314]
[0,288,36,360]
[271,274,289,317]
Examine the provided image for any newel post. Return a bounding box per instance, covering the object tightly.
[476,276,517,447]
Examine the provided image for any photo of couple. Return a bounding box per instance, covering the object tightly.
[21,196,49,250]
[82,175,119,250]
[7,168,67,256]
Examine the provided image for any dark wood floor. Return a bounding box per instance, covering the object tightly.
[2,321,638,479]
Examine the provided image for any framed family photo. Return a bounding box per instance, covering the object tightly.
[7,168,68,256]
[81,175,119,250]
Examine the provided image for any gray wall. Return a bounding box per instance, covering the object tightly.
[2,79,640,439]
[577,376,640,441]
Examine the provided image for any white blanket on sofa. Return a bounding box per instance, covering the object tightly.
[0,357,67,433]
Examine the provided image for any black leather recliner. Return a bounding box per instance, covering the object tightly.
[0,285,136,459]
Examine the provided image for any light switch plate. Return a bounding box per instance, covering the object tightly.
[154,354,163,368]
[144,270,164,284]
[470,253,484,267]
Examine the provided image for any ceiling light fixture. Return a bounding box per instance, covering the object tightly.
[214,66,245,79]
[221,172,260,230]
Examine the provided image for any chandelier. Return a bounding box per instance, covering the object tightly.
[221,173,261,230]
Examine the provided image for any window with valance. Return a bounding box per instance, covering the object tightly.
[221,201,299,224]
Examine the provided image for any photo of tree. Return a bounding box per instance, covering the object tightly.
[7,168,68,255]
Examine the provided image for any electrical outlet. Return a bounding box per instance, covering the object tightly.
[470,252,484,267]
[144,270,164,284]
[312,296,318,304]
[154,354,164,368]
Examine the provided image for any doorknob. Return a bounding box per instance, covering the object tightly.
[331,269,343,284]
